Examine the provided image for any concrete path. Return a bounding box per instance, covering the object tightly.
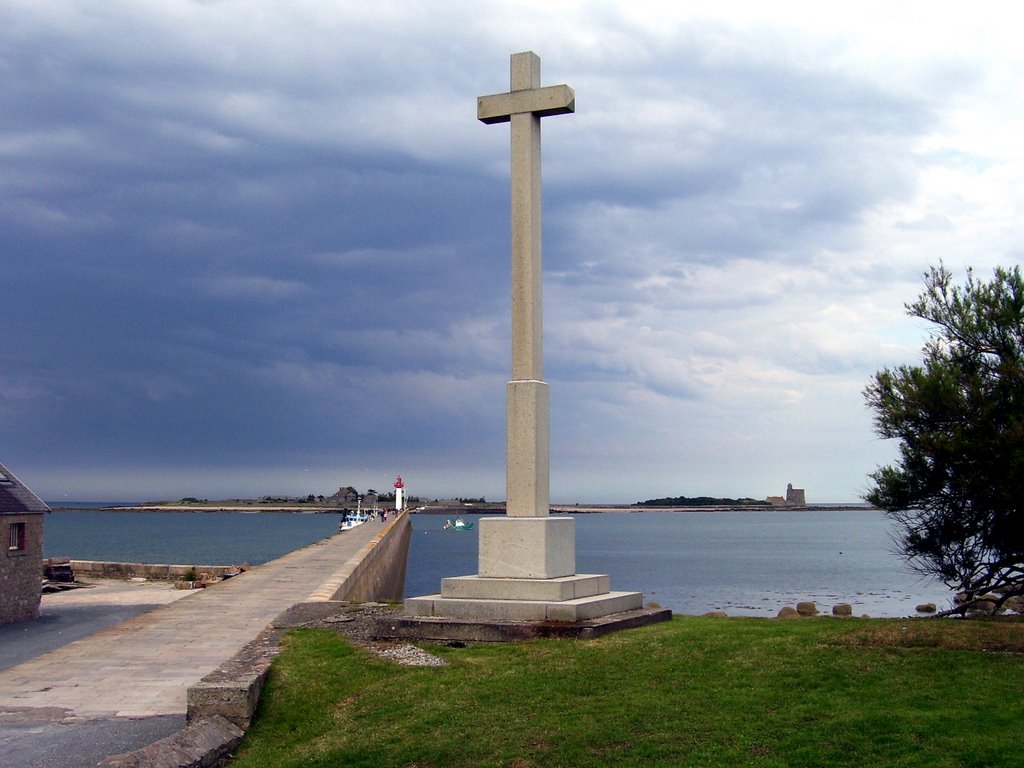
[0,516,388,766]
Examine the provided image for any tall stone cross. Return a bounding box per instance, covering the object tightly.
[401,55,647,625]
[478,51,574,520]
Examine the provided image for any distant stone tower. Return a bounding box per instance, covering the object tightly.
[394,475,405,512]
[785,483,806,506]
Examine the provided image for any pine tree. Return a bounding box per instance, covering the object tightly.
[865,264,1024,612]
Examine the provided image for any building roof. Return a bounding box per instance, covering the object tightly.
[0,463,49,515]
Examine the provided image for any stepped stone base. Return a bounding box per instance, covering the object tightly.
[405,589,643,622]
[404,513,651,634]
[404,572,643,622]
[440,573,610,602]
[375,606,672,642]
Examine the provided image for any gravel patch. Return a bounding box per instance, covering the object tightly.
[295,603,448,667]
[373,644,448,667]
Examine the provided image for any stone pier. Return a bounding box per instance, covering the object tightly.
[0,512,411,766]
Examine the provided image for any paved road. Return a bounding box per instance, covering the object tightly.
[0,516,389,767]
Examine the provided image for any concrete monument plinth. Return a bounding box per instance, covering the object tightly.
[478,515,574,578]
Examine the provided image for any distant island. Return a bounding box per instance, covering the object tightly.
[636,496,769,507]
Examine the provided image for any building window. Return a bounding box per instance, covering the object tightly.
[8,522,26,551]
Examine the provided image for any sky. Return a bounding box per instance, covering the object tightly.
[3,1,1024,504]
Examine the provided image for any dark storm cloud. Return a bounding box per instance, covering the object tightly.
[1,2,1011,501]
[1,2,511,480]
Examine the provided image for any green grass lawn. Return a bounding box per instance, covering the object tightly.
[230,615,1024,767]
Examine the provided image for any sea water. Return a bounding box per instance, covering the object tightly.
[44,507,955,616]
[44,509,339,566]
[405,510,956,617]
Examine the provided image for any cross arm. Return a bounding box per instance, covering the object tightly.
[477,84,576,124]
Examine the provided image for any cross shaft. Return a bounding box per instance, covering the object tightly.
[478,51,574,518]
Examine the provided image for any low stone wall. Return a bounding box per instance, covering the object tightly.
[99,715,243,768]
[71,560,235,581]
[186,627,280,730]
[306,510,412,603]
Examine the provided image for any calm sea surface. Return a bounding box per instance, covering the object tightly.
[44,507,955,617]
[44,509,340,567]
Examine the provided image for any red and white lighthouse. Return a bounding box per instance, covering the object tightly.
[393,475,405,512]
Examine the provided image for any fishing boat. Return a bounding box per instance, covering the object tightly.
[443,517,474,531]
[338,511,369,531]
[337,501,370,532]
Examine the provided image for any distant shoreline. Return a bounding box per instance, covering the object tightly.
[50,504,348,514]
[555,504,876,513]
[48,503,877,514]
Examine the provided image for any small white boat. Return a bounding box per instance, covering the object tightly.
[443,517,474,531]
[338,512,369,531]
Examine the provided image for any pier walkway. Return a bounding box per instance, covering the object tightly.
[0,513,404,767]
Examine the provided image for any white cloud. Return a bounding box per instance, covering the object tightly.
[195,275,309,300]
[4,1,1024,502]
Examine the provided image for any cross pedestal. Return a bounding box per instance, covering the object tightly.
[402,52,650,628]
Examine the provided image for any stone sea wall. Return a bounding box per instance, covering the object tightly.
[305,511,412,603]
[70,560,237,581]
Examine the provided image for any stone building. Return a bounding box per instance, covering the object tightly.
[0,463,48,624]
[785,483,806,506]
[327,486,359,506]
[767,483,807,508]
